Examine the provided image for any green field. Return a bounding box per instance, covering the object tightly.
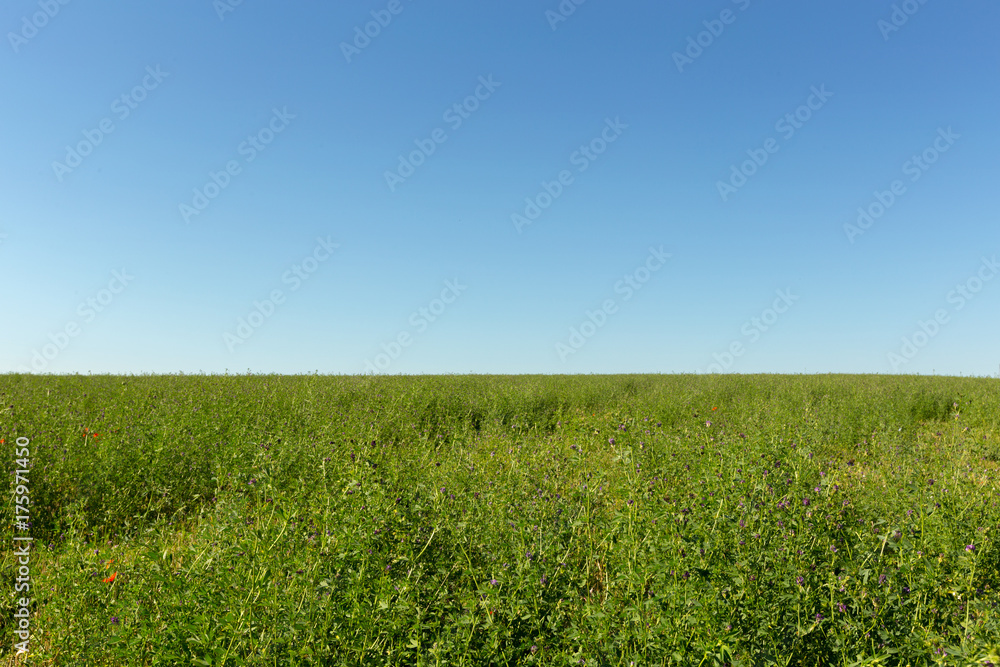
[2,374,999,666]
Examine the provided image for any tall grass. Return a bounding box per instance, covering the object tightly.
[2,374,998,665]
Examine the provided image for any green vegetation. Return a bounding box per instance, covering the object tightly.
[2,373,999,666]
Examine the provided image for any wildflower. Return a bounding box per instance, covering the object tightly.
[796,576,804,586]
[814,613,824,622]
[966,544,975,552]
[489,578,498,586]
[111,616,120,625]
[103,572,117,584]
[837,603,846,613]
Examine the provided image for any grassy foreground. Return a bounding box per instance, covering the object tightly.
[2,373,999,666]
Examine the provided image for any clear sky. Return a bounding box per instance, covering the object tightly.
[2,0,998,376]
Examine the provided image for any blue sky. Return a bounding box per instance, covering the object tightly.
[2,0,998,376]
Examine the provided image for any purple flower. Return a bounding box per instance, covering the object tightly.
[110,616,119,625]
[837,603,846,613]
[814,613,824,622]
[489,578,498,586]
[966,544,976,552]
[796,576,804,586]
[802,498,810,507]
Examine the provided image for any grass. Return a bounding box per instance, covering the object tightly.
[1,373,999,665]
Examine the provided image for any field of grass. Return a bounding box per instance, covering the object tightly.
[2,373,999,666]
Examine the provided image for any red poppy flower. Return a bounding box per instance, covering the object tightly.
[103,572,117,584]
